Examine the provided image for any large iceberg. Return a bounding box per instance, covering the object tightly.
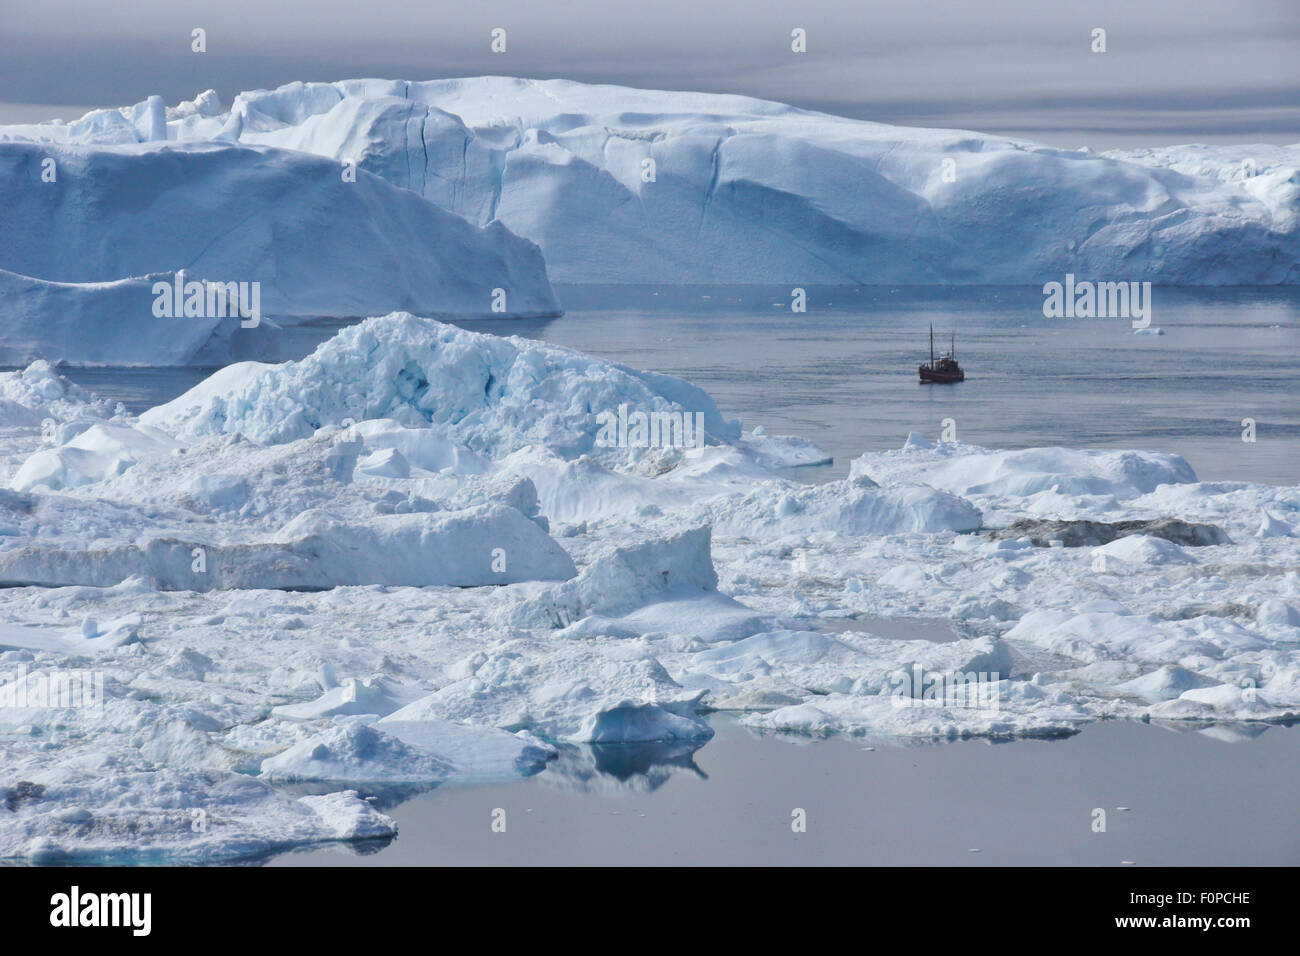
[0,138,558,366]
[9,77,1295,286]
[141,312,740,459]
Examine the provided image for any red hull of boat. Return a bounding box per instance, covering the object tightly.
[918,366,965,384]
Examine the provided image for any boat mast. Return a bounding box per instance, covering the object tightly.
[951,331,955,360]
[930,324,934,366]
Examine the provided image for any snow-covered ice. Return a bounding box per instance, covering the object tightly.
[0,313,1296,861]
[0,138,558,365]
[0,770,395,864]
[258,718,550,785]
[6,78,1294,287]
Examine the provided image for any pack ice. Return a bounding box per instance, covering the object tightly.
[9,78,1295,285]
[1,315,1297,862]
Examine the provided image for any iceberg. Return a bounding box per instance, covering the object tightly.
[0,769,395,864]
[0,504,577,590]
[853,438,1197,501]
[257,717,550,785]
[259,722,456,784]
[9,78,1295,286]
[383,645,712,744]
[0,140,558,366]
[144,311,740,459]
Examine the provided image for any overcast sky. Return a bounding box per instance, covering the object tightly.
[2,0,1296,147]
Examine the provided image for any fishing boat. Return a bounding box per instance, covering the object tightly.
[918,324,964,383]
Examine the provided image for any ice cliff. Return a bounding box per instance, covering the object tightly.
[7,77,1293,287]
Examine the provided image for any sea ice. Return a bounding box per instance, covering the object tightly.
[0,314,1294,860]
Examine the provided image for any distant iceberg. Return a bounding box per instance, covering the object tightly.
[7,77,1294,287]
[0,136,559,365]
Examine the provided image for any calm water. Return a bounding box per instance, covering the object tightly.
[59,285,1300,486]
[519,285,1300,485]
[270,716,1300,867]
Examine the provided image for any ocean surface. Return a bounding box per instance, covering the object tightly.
[269,716,1299,867]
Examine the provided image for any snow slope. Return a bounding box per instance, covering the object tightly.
[142,311,742,460]
[11,78,1295,285]
[0,139,558,365]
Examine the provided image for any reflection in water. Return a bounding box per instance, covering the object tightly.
[1172,719,1295,744]
[733,711,1299,752]
[273,780,442,812]
[263,716,1300,866]
[255,833,398,866]
[538,738,709,795]
[332,835,397,857]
